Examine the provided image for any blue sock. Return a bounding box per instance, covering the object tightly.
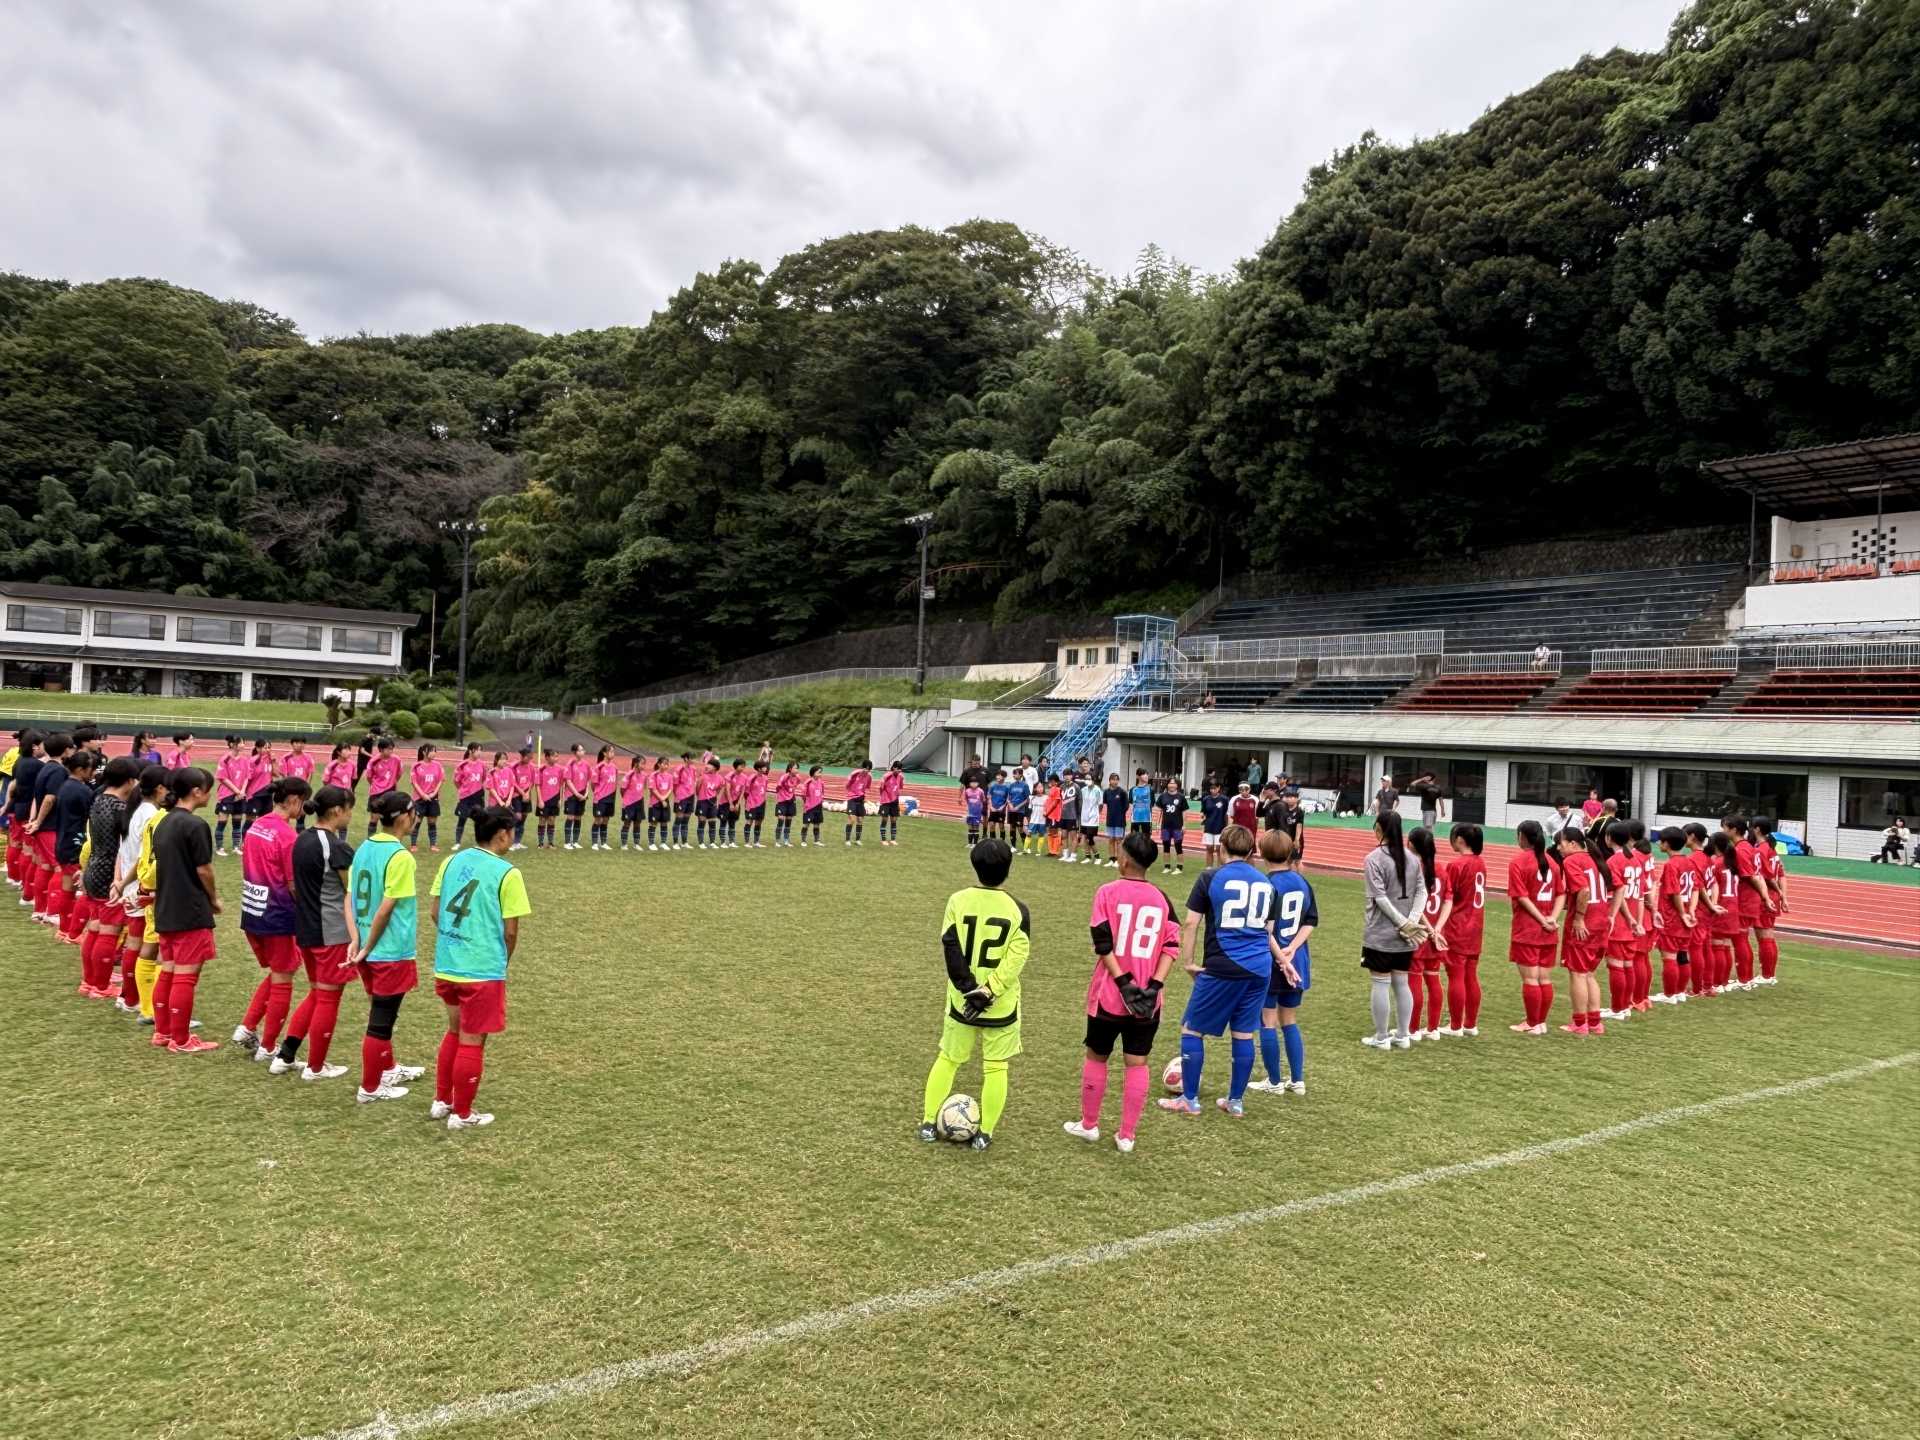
[1180,1033,1205,1106]
[1259,1027,1282,1083]
[214,820,227,849]
[1283,1023,1304,1083]
[1229,1036,1255,1101]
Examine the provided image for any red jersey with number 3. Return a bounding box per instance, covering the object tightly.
[1442,854,1487,952]
[1606,851,1644,944]
[1507,853,1562,945]
[1413,865,1451,962]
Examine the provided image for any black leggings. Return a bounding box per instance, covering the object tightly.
[366,991,405,1040]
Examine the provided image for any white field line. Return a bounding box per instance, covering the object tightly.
[305,1053,1920,1440]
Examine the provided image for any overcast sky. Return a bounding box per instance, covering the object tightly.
[3,0,1682,340]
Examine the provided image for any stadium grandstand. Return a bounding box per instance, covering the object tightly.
[919,435,1920,864]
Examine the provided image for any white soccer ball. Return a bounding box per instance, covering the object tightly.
[1162,1056,1184,1093]
[935,1093,981,1144]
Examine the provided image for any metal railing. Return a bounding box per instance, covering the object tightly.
[473,705,552,722]
[1773,639,1920,670]
[575,665,972,719]
[1184,628,1443,663]
[1439,650,1561,675]
[1190,657,1302,681]
[1590,645,1738,674]
[883,706,948,765]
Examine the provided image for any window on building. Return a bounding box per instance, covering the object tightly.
[1509,762,1635,814]
[985,738,1035,766]
[87,665,164,696]
[1284,751,1366,793]
[256,622,322,651]
[331,626,391,656]
[1,658,72,691]
[1657,769,1808,823]
[92,609,167,641]
[6,603,81,635]
[251,673,320,703]
[1104,647,1119,664]
[179,617,245,646]
[1064,648,1079,667]
[1839,776,1920,829]
[172,668,241,700]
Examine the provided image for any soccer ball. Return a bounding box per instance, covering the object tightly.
[1162,1056,1183,1093]
[934,1093,981,1144]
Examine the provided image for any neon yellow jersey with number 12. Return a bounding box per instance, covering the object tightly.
[430,848,531,983]
[940,885,1031,1026]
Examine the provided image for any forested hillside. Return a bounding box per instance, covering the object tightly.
[2,0,1913,703]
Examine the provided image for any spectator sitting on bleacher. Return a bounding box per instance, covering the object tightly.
[1870,818,1909,864]
[1530,643,1552,671]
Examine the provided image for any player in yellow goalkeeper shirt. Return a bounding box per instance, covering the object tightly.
[919,837,1031,1151]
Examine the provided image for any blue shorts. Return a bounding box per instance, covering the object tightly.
[1182,973,1268,1036]
[1160,827,1182,846]
[1268,954,1310,1007]
[1105,825,1126,840]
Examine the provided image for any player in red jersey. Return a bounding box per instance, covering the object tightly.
[1705,832,1745,992]
[1506,819,1563,1035]
[1750,815,1787,984]
[1679,824,1718,994]
[1723,815,1774,990]
[1441,824,1487,1036]
[1405,826,1451,1041]
[1556,827,1608,1035]
[1651,827,1697,1002]
[1599,822,1649,1018]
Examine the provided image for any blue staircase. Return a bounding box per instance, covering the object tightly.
[1040,666,1148,776]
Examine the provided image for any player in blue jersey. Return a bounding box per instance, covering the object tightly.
[987,771,1011,843]
[1247,829,1316,1096]
[1159,824,1275,1118]
[1198,779,1229,865]
[1004,772,1032,854]
[1128,771,1153,837]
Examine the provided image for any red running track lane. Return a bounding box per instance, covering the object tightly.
[884,783,1920,953]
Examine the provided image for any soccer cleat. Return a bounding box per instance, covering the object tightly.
[967,1132,991,1151]
[1423,1029,1442,1042]
[1390,1035,1410,1050]
[1216,1097,1245,1118]
[150,1031,173,1048]
[1244,1077,1285,1094]
[917,1122,939,1143]
[1062,1120,1100,1143]
[252,1045,275,1063]
[1508,1021,1534,1033]
[1361,1034,1389,1048]
[428,1100,452,1120]
[1589,1021,1607,1035]
[355,1083,410,1103]
[1157,1096,1201,1115]
[450,840,462,850]
[170,1037,221,1055]
[1462,1027,1478,1038]
[383,1063,426,1084]
[267,1055,300,1075]
[215,848,229,858]
[114,998,139,1016]
[301,1063,349,1081]
[1286,1080,1307,1096]
[648,844,658,853]
[1114,1135,1135,1154]
[1559,1023,1590,1036]
[1521,1023,1548,1036]
[1439,1026,1463,1038]
[1633,1000,1652,1012]
[447,1112,494,1130]
[231,1026,259,1051]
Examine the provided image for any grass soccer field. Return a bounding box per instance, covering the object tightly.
[6,817,1917,1440]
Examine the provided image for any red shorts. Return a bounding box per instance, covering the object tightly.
[1711,912,1743,940]
[246,932,301,974]
[33,830,56,864]
[1441,948,1480,969]
[124,912,147,943]
[359,959,419,997]
[1561,938,1604,974]
[1755,904,1777,931]
[1410,944,1443,974]
[300,943,356,987]
[434,977,507,1034]
[157,928,217,967]
[58,860,80,884]
[1508,939,1558,968]
[1690,925,1715,956]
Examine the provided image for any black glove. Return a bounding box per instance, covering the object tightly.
[961,985,993,1020]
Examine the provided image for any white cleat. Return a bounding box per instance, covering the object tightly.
[252,1044,275,1062]
[447,1111,494,1130]
[1390,1035,1411,1049]
[231,1025,258,1051]
[1439,1026,1463,1038]
[1113,1135,1135,1154]
[1361,1034,1388,1048]
[300,1063,348,1081]
[383,1064,426,1085]
[427,1100,452,1120]
[1243,1077,1285,1095]
[1461,1027,1479,1038]
[268,1055,300,1075]
[1286,1080,1307,1096]
[356,1084,410,1103]
[1062,1119,1100,1143]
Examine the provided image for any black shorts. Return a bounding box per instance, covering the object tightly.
[539,798,561,818]
[216,796,245,816]
[622,800,643,822]
[411,796,441,818]
[674,796,694,815]
[696,798,716,819]
[455,792,485,818]
[1085,1010,1160,1058]
[510,796,530,817]
[244,791,272,817]
[648,801,670,823]
[718,804,737,822]
[1130,820,1151,836]
[803,805,824,826]
[1361,946,1414,974]
[745,803,767,822]
[1011,805,1029,824]
[564,797,587,816]
[847,796,867,817]
[878,800,900,818]
[775,799,796,818]
[991,806,1008,823]
[1081,825,1098,841]
[593,797,616,818]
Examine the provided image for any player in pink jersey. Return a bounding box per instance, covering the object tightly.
[618,755,648,851]
[876,761,905,846]
[741,760,770,847]
[509,749,536,850]
[363,737,404,839]
[1064,831,1182,1154]
[408,743,446,852]
[694,759,723,849]
[239,738,276,848]
[719,759,749,847]
[281,738,315,783]
[643,756,673,850]
[164,732,195,771]
[667,753,695,848]
[213,736,247,855]
[772,761,800,847]
[451,742,488,849]
[800,766,827,847]
[533,752,565,850]
[587,745,619,851]
[844,761,873,847]
[322,743,358,795]
[484,751,518,814]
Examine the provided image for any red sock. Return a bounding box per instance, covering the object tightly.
[1718,946,1734,989]
[284,992,315,1049]
[1632,954,1651,1005]
[243,977,272,1031]
[1423,972,1442,1029]
[1536,982,1555,1025]
[169,971,201,1044]
[360,1036,388,1092]
[1445,964,1467,1029]
[307,990,342,1069]
[120,947,141,1004]
[1735,936,1754,985]
[1759,937,1778,979]
[1464,961,1482,1027]
[259,982,293,1049]
[1409,975,1426,1032]
[1521,983,1539,1026]
[452,1043,485,1118]
[1605,964,1626,1012]
[151,968,174,1035]
[435,1031,461,1104]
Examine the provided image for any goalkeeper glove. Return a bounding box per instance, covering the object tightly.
[961,985,994,1019]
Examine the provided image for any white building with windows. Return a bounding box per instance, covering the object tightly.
[0,582,416,703]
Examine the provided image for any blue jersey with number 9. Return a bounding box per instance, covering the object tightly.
[1187,859,1275,980]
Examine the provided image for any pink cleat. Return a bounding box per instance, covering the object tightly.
[1157,1096,1201,1115]
[1560,1023,1590,1036]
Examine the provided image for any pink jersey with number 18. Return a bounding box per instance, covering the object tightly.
[1085,877,1179,1018]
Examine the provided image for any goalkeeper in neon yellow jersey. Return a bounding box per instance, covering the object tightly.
[919,838,1031,1151]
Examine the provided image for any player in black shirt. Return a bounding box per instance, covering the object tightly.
[5,729,44,894]
[148,767,222,1054]
[50,749,98,940]
[25,733,72,924]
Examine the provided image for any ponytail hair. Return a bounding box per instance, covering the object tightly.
[1516,818,1550,882]
[304,785,354,821]
[1407,824,1438,893]
[369,790,414,828]
[272,776,312,807]
[1376,810,1407,887]
[1586,824,1613,874]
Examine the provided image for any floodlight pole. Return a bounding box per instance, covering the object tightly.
[439,519,487,743]
[906,512,934,695]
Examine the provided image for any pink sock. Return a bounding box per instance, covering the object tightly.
[1119,1065,1150,1141]
[1079,1057,1108,1130]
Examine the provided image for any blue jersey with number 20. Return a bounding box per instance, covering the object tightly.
[1187,859,1275,981]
